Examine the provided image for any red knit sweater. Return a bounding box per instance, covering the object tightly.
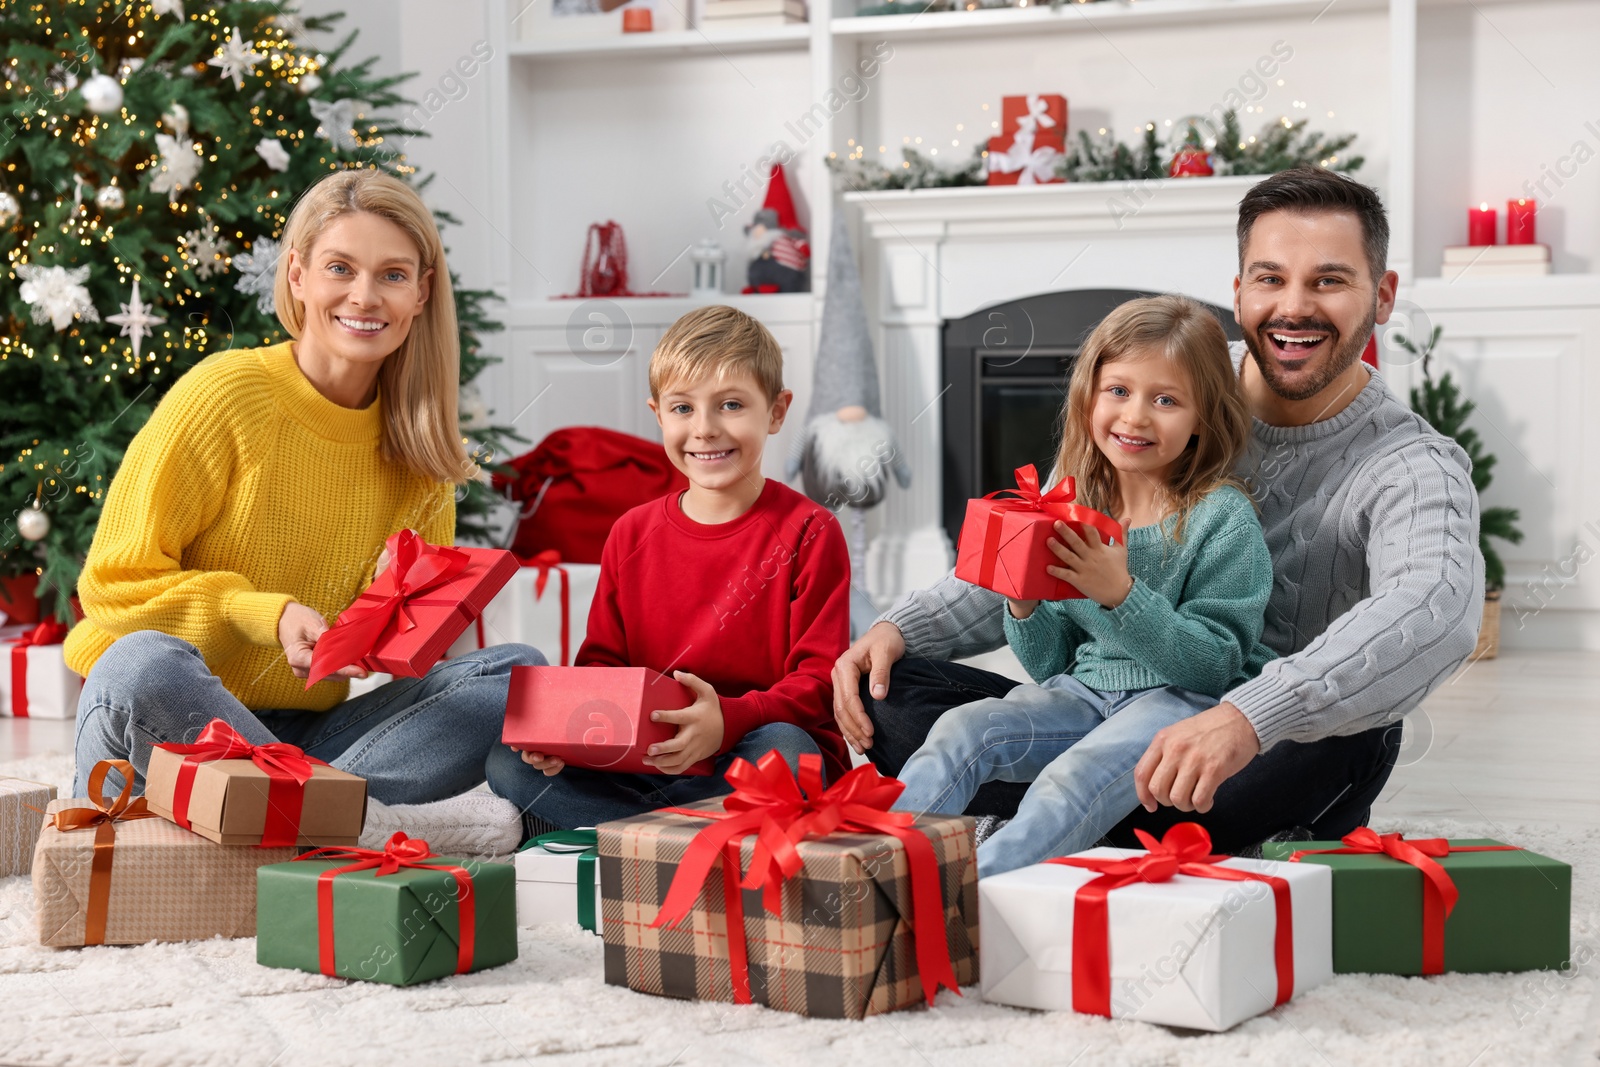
[577,478,852,781]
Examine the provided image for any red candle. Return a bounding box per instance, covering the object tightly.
[1468,203,1497,246]
[1506,198,1537,245]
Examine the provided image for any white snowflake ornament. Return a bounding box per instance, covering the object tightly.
[308,97,371,153]
[255,137,291,172]
[208,28,264,91]
[181,228,229,279]
[106,280,167,362]
[152,0,185,18]
[150,131,201,202]
[17,264,99,331]
[234,236,282,316]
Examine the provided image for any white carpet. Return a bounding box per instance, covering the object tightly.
[0,752,1594,1067]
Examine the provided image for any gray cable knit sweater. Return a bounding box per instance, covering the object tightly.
[879,352,1486,750]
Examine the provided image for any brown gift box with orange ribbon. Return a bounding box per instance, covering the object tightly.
[953,466,1123,601]
[598,753,978,1020]
[32,760,296,947]
[144,719,366,848]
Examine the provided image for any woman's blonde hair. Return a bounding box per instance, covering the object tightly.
[1049,294,1250,540]
[274,168,471,485]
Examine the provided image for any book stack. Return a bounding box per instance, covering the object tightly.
[699,0,807,28]
[1441,244,1552,281]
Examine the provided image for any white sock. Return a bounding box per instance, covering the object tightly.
[360,790,523,858]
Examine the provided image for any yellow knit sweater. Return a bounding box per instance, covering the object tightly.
[64,341,457,712]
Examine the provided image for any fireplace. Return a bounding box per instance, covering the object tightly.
[940,289,1242,548]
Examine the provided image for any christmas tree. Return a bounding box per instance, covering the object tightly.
[0,1,515,621]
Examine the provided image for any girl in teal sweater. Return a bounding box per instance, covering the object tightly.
[894,295,1277,876]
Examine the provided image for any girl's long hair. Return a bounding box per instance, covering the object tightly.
[1049,295,1250,540]
[274,168,471,485]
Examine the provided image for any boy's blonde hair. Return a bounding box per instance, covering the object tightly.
[650,304,785,401]
[1050,294,1250,540]
[275,168,471,485]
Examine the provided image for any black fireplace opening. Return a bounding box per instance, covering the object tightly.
[941,289,1242,549]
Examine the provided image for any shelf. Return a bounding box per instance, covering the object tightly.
[831,0,1388,43]
[508,23,810,60]
[1405,274,1600,311]
[508,291,817,329]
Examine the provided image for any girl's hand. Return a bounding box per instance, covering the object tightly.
[644,671,725,776]
[1046,521,1134,609]
[279,601,367,680]
[1007,597,1040,620]
[514,747,566,776]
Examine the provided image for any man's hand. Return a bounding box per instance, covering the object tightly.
[831,621,906,755]
[644,671,724,776]
[279,601,367,681]
[1046,521,1133,608]
[1134,702,1261,813]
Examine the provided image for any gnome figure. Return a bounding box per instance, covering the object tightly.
[742,163,810,293]
[788,210,912,635]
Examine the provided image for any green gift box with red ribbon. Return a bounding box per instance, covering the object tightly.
[256,832,518,986]
[953,466,1122,601]
[1262,829,1571,975]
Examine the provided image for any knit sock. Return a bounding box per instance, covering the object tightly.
[360,791,524,858]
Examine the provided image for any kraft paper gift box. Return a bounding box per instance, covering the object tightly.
[1261,830,1571,975]
[256,833,518,986]
[446,554,601,666]
[144,720,367,848]
[516,830,602,932]
[598,754,979,1020]
[980,825,1333,1032]
[0,776,56,877]
[953,465,1122,601]
[307,530,518,686]
[34,760,296,947]
[2,620,81,719]
[502,665,714,776]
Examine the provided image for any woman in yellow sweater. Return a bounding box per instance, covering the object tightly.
[66,170,542,825]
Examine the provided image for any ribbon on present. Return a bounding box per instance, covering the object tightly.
[1015,93,1060,134]
[153,718,329,848]
[294,831,476,978]
[653,752,960,1007]
[9,617,68,718]
[526,549,572,667]
[971,465,1121,591]
[50,759,158,946]
[1045,823,1295,1018]
[308,529,471,686]
[986,133,1061,185]
[1287,827,1522,975]
[523,829,599,933]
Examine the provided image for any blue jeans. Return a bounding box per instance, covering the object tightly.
[73,630,545,804]
[485,721,820,832]
[893,673,1212,877]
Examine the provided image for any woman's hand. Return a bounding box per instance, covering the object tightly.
[644,671,724,776]
[279,601,367,680]
[1046,521,1134,609]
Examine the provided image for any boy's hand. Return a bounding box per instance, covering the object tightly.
[510,745,566,776]
[1046,521,1133,608]
[645,671,724,776]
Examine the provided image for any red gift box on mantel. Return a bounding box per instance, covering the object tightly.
[502,666,714,776]
[307,530,519,687]
[954,465,1122,601]
[987,93,1067,186]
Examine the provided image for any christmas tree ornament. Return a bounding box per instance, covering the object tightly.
[81,72,123,114]
[116,57,145,81]
[741,163,809,293]
[106,280,167,362]
[71,174,89,210]
[255,137,291,172]
[182,228,229,279]
[1168,143,1214,178]
[45,64,78,97]
[94,184,125,211]
[309,97,371,152]
[298,72,323,95]
[0,190,19,226]
[234,236,282,315]
[150,109,202,203]
[207,27,265,90]
[151,0,185,19]
[17,264,99,331]
[17,501,50,542]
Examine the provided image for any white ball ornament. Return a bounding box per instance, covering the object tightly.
[298,72,323,95]
[95,184,125,211]
[17,505,50,542]
[81,73,124,115]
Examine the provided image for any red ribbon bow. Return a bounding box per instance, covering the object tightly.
[154,719,328,847]
[526,549,571,666]
[294,831,477,978]
[1046,823,1296,1017]
[1287,827,1520,974]
[9,617,69,718]
[653,752,961,1007]
[308,530,471,687]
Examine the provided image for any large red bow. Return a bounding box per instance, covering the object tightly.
[983,464,1079,516]
[1046,823,1295,1017]
[1288,827,1520,974]
[308,530,470,686]
[295,832,476,978]
[653,752,960,1007]
[525,549,571,666]
[155,719,328,847]
[9,617,69,718]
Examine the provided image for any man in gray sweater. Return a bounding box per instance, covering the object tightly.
[832,166,1485,852]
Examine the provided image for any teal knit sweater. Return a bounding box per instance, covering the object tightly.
[1002,484,1277,697]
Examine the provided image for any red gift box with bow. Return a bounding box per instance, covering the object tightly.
[308,530,519,686]
[953,465,1123,600]
[502,665,714,777]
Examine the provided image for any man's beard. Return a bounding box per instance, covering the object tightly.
[1244,304,1377,402]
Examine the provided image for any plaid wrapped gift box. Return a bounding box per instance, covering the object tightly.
[598,754,978,1020]
[0,775,56,877]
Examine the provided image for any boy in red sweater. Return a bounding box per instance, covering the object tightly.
[487,305,852,830]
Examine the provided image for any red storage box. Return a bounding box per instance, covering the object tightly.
[503,666,714,777]
[953,465,1122,601]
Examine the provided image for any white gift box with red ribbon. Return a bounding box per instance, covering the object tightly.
[445,554,602,666]
[0,621,81,719]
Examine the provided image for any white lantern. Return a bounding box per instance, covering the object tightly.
[690,238,725,298]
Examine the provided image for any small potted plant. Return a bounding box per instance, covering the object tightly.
[1396,325,1524,658]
